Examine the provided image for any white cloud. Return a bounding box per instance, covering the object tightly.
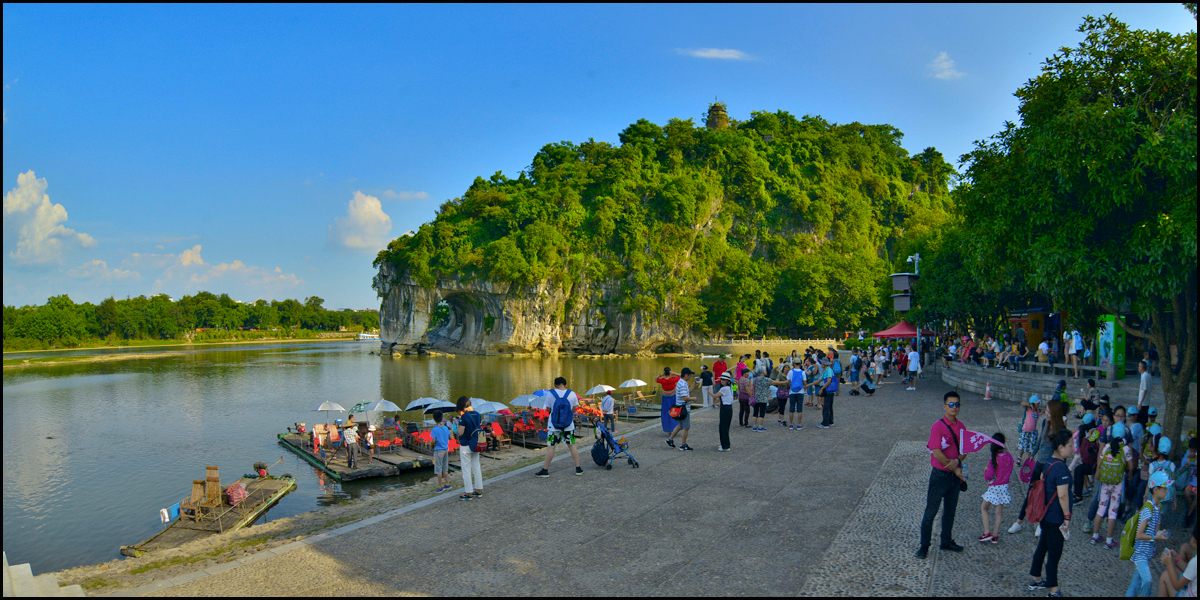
[929,52,964,80]
[381,189,429,201]
[676,48,752,60]
[329,191,392,252]
[3,171,96,264]
[178,244,204,266]
[185,260,301,289]
[67,259,141,282]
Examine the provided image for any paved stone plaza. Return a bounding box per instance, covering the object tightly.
[132,370,1187,597]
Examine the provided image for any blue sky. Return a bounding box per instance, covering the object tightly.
[3,4,1194,310]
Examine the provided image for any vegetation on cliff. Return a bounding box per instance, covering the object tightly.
[374,105,957,336]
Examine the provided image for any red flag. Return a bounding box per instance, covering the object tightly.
[963,430,1006,453]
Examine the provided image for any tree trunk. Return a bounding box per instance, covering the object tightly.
[1105,281,1196,459]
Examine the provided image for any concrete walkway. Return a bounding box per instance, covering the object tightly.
[126,374,1187,596]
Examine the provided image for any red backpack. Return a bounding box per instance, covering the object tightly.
[1078,432,1098,466]
[1025,478,1049,524]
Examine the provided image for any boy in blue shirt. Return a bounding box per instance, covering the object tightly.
[430,410,452,493]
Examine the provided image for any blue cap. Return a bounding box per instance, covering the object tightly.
[1113,422,1127,439]
[1148,470,1174,489]
[1083,413,1096,425]
[1148,406,1157,416]
[1029,394,1040,404]
[1158,437,1172,455]
[1148,423,1163,436]
[1129,406,1139,415]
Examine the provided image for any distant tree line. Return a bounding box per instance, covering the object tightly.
[2,292,380,350]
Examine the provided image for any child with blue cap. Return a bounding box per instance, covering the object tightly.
[1126,469,1174,597]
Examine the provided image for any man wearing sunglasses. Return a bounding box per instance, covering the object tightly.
[917,391,968,559]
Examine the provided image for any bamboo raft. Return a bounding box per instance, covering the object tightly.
[277,433,433,481]
[120,475,295,558]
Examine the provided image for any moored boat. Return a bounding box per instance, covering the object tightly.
[120,471,296,558]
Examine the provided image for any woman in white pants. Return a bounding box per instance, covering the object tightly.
[455,396,484,501]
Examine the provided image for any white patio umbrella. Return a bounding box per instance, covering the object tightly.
[405,397,442,411]
[472,401,507,414]
[583,384,616,396]
[618,379,647,388]
[510,394,540,407]
[312,401,346,427]
[421,400,458,414]
[364,398,402,412]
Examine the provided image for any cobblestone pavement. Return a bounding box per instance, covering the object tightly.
[137,374,1189,596]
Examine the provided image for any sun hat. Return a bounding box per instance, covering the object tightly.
[1147,470,1174,489]
[1148,406,1157,416]
[1113,422,1127,439]
[720,371,733,381]
[1148,423,1162,436]
[1083,413,1095,425]
[368,425,376,431]
[1158,437,1172,455]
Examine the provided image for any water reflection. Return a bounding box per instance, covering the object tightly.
[3,343,679,574]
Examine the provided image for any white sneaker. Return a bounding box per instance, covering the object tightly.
[1008,521,1023,534]
[716,446,727,452]
[1034,524,1042,537]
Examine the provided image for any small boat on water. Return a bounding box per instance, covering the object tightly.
[120,468,296,558]
[356,332,380,341]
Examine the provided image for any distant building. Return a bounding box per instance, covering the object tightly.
[706,101,730,130]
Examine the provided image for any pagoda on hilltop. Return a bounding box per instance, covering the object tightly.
[706,100,730,130]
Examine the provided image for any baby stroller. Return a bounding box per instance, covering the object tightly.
[591,421,639,470]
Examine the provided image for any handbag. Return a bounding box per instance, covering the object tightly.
[941,418,968,491]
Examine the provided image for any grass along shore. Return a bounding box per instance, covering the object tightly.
[3,335,362,369]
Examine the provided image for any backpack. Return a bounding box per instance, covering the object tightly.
[1078,432,1098,467]
[1025,477,1049,524]
[1120,500,1156,561]
[549,389,575,430]
[1097,444,1127,484]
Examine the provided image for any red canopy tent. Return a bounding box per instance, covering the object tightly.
[872,320,936,339]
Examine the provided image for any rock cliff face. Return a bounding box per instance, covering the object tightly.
[375,263,697,355]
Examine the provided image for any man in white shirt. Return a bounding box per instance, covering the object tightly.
[600,391,616,434]
[1137,360,1151,424]
[906,344,922,391]
[666,368,697,451]
[535,376,582,478]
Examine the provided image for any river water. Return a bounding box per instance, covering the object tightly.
[1,342,680,573]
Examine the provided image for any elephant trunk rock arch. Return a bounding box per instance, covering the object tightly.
[375,262,695,356]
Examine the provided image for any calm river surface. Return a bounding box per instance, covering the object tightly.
[2,342,678,573]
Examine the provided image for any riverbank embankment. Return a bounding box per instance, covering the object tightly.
[47,442,551,595]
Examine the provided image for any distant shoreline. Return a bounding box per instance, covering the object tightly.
[2,337,362,368]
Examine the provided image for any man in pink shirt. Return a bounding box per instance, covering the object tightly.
[917,391,967,559]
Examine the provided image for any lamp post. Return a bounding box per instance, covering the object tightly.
[891,254,923,370]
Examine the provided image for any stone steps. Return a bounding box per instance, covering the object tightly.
[2,553,84,597]
[940,363,1196,432]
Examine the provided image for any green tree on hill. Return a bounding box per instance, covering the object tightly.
[375,107,959,337]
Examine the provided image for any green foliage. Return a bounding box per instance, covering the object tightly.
[954,13,1196,443]
[374,107,958,336]
[2,293,380,350]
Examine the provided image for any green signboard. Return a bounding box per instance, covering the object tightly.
[1098,314,1125,380]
